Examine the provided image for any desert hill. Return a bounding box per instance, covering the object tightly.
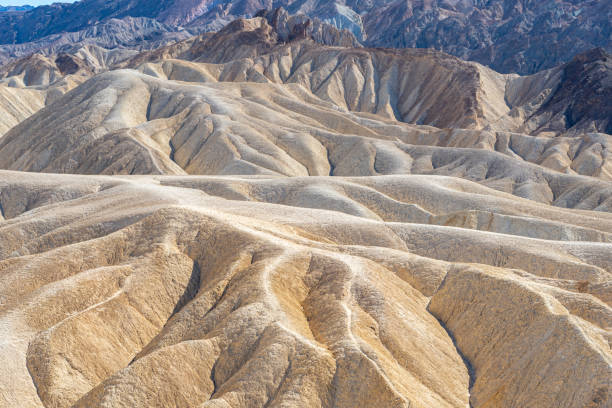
[1,67,612,208]
[0,171,610,408]
[1,16,610,190]
[0,10,610,408]
[4,12,609,137]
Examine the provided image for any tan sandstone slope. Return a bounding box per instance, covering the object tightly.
[122,13,611,137]
[0,172,610,408]
[1,69,611,207]
[0,86,44,136]
[0,13,610,408]
[0,53,96,136]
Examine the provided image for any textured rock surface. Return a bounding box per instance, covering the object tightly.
[2,14,610,137]
[0,171,610,408]
[122,17,612,136]
[0,54,95,134]
[362,0,612,74]
[1,61,611,206]
[0,85,43,136]
[529,48,612,135]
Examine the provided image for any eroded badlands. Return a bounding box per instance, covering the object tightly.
[0,13,610,408]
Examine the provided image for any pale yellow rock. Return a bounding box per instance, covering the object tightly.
[0,70,611,210]
[0,86,44,136]
[0,171,610,408]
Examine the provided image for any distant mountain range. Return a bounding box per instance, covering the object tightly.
[0,5,34,12]
[0,0,610,74]
[0,16,195,66]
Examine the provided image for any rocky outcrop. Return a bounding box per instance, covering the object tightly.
[0,53,94,111]
[531,48,612,135]
[362,0,612,74]
[1,17,610,170]
[0,53,92,87]
[124,18,495,129]
[254,7,360,48]
[118,16,612,137]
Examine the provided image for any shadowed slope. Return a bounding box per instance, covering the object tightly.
[2,15,609,143]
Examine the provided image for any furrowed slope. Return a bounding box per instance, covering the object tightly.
[125,15,612,137]
[0,86,44,137]
[0,171,610,408]
[0,17,193,67]
[2,15,609,141]
[0,69,611,210]
[0,0,608,75]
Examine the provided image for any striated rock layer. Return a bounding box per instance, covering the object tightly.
[120,15,612,137]
[2,15,610,138]
[0,16,193,68]
[0,85,43,136]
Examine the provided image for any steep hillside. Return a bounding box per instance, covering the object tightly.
[1,17,610,177]
[122,14,612,136]
[362,0,612,74]
[1,67,611,208]
[0,85,44,136]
